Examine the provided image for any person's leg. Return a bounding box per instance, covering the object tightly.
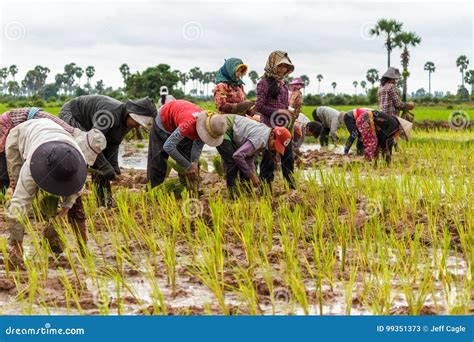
[259,149,275,191]
[217,140,239,197]
[67,197,87,254]
[0,152,10,195]
[176,138,195,188]
[281,141,296,189]
[320,128,330,146]
[343,115,358,154]
[356,138,365,155]
[147,122,170,188]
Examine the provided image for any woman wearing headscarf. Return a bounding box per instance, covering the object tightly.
[356,110,412,164]
[214,58,255,116]
[256,51,296,190]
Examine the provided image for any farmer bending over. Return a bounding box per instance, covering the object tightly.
[312,106,345,147]
[6,119,106,266]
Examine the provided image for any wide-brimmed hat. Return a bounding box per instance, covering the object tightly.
[129,113,154,130]
[73,128,107,165]
[160,86,169,96]
[30,141,87,197]
[382,67,401,79]
[272,127,292,155]
[195,112,227,147]
[396,116,413,140]
[290,77,304,86]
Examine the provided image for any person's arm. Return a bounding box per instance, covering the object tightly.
[330,116,340,141]
[388,85,411,111]
[5,129,22,181]
[104,144,121,175]
[163,128,192,169]
[9,163,38,216]
[190,140,204,163]
[232,140,257,178]
[62,188,83,209]
[93,153,116,180]
[214,84,233,113]
[256,80,279,118]
[35,111,75,134]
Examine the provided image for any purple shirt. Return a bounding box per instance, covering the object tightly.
[256,78,289,127]
[232,140,257,178]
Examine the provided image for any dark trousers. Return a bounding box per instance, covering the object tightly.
[216,140,250,194]
[313,115,331,146]
[147,121,193,188]
[259,141,295,189]
[343,114,364,154]
[0,152,9,194]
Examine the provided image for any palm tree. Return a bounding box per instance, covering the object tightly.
[394,31,422,101]
[316,74,323,95]
[85,66,95,93]
[424,61,436,95]
[300,74,310,96]
[9,65,18,82]
[7,80,19,95]
[465,70,474,95]
[188,67,202,95]
[248,70,259,90]
[360,80,367,95]
[456,55,469,88]
[331,82,337,93]
[366,69,379,88]
[370,18,403,68]
[352,81,358,96]
[175,70,188,94]
[119,63,131,83]
[75,67,84,86]
[0,68,8,94]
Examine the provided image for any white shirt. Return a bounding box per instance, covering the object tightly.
[6,119,86,215]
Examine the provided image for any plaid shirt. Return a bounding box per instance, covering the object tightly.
[256,78,289,127]
[0,108,74,152]
[378,83,410,117]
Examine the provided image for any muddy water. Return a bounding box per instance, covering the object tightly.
[118,141,341,171]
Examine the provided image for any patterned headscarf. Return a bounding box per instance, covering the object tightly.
[262,50,295,80]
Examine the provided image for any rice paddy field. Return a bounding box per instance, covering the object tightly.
[0,104,472,316]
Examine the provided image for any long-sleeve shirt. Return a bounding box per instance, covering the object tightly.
[5,119,85,216]
[293,113,311,148]
[378,83,411,117]
[60,95,156,175]
[0,108,74,153]
[224,115,271,178]
[157,100,204,169]
[256,78,289,127]
[315,106,343,141]
[214,83,246,113]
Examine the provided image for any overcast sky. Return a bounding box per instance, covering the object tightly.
[0,0,472,95]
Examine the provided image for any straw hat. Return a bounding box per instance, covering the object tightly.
[396,116,413,140]
[290,77,304,86]
[195,112,227,147]
[73,128,107,165]
[382,67,401,79]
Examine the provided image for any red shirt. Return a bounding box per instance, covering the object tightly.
[160,100,201,140]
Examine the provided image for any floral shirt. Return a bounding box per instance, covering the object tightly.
[378,83,410,117]
[214,83,246,113]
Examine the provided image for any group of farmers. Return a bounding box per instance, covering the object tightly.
[0,50,414,264]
